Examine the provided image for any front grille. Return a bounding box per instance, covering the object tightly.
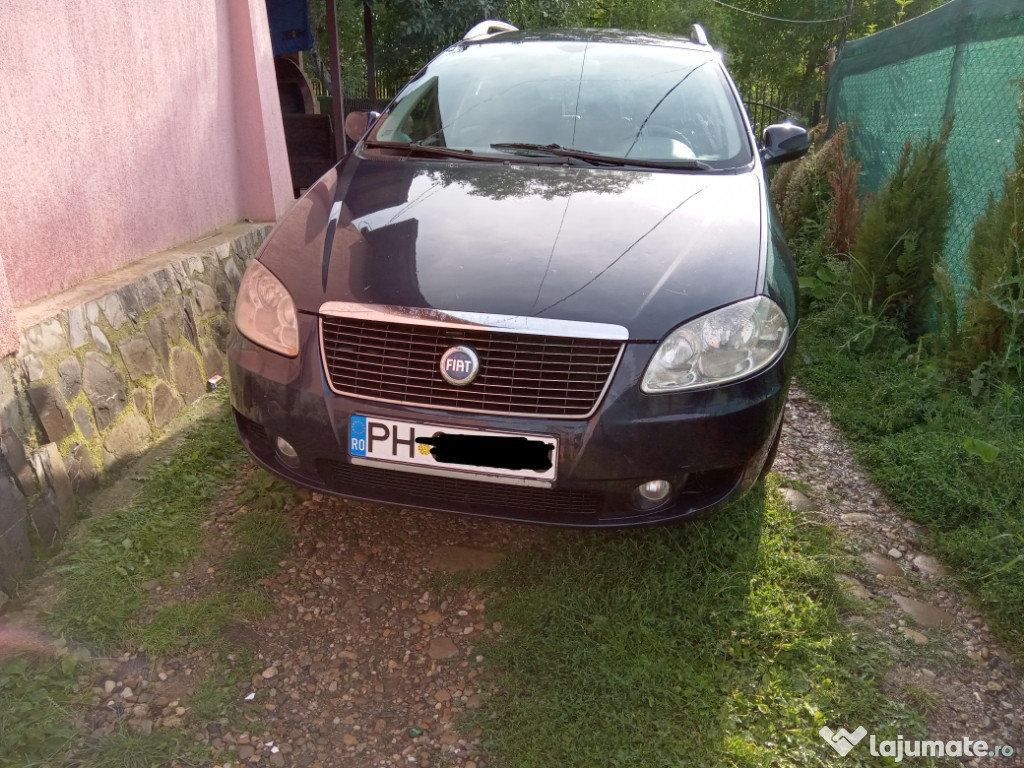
[318,460,603,516]
[320,316,623,417]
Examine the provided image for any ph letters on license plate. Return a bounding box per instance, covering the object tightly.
[348,415,557,482]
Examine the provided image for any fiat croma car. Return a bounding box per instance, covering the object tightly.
[228,21,810,527]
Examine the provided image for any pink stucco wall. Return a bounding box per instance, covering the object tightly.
[230,0,297,222]
[0,0,293,353]
[0,260,16,354]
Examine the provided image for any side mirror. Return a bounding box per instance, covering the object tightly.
[344,111,381,143]
[761,123,811,166]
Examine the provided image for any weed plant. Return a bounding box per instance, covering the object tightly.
[226,474,296,583]
[824,132,862,258]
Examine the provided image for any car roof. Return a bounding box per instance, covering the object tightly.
[452,27,717,56]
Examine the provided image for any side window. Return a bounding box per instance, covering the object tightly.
[374,76,442,144]
[404,79,444,145]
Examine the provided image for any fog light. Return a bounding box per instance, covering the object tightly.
[637,480,671,502]
[274,436,300,468]
[633,479,672,511]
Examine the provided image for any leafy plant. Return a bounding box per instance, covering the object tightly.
[893,0,916,24]
[850,118,954,340]
[237,469,298,514]
[963,435,1000,463]
[799,263,840,303]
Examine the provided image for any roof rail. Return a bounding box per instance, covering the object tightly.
[463,20,519,41]
[689,23,709,46]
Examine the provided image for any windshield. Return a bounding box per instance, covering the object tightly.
[367,39,753,169]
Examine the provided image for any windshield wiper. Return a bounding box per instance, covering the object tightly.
[489,143,712,170]
[365,140,504,162]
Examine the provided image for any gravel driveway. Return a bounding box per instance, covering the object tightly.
[82,491,546,768]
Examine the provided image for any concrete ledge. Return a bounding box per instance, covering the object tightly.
[0,222,270,600]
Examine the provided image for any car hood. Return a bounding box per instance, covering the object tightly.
[259,154,766,341]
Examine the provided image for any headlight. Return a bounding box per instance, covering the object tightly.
[641,296,788,393]
[234,260,299,357]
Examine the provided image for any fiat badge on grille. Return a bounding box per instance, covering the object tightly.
[440,346,480,386]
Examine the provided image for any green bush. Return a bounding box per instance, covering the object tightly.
[851,118,953,340]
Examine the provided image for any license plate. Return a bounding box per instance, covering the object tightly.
[348,415,557,484]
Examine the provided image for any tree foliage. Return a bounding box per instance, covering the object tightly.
[311,0,951,104]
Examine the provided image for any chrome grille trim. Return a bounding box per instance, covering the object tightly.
[318,304,627,419]
[318,303,629,340]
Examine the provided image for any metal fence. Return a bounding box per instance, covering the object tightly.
[311,70,400,113]
[740,83,822,141]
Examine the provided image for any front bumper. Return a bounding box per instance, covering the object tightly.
[228,314,793,527]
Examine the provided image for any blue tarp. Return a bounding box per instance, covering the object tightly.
[266,0,314,56]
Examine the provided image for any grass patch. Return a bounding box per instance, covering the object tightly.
[0,650,85,766]
[75,726,207,768]
[189,650,260,726]
[53,394,246,650]
[225,505,295,583]
[472,480,938,768]
[136,591,273,656]
[797,300,1024,653]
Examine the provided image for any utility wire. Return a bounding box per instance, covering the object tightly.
[707,0,851,23]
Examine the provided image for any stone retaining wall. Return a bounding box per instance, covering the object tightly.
[0,223,270,601]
